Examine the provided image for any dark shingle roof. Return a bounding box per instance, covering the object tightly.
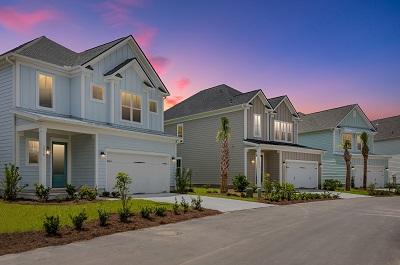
[268,95,286,109]
[299,104,357,134]
[1,36,128,67]
[373,115,400,141]
[164,84,263,120]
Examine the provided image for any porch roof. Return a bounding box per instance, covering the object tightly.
[13,107,176,138]
[244,138,325,152]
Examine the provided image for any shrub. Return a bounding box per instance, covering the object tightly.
[1,163,26,201]
[118,207,131,223]
[35,184,51,202]
[70,210,88,230]
[43,215,60,235]
[191,196,203,211]
[114,172,132,222]
[102,191,110,197]
[140,206,153,219]
[232,174,250,192]
[176,168,192,194]
[385,182,397,192]
[79,185,97,200]
[263,173,273,199]
[154,206,167,217]
[395,185,400,195]
[180,197,190,213]
[367,184,376,196]
[65,184,76,200]
[111,191,120,198]
[323,179,343,191]
[97,208,111,226]
[173,197,180,215]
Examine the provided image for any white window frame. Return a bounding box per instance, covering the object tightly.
[120,91,142,124]
[356,134,362,151]
[36,71,55,111]
[149,100,158,114]
[274,120,293,142]
[90,83,105,103]
[177,123,184,141]
[26,138,39,166]
[253,114,262,138]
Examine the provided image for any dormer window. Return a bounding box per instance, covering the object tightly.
[274,120,293,142]
[253,114,261,137]
[37,73,54,109]
[91,84,105,102]
[121,91,141,123]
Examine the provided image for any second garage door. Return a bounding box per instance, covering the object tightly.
[286,161,318,189]
[353,166,385,188]
[107,152,170,194]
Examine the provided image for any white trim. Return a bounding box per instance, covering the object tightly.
[266,112,270,140]
[337,105,375,131]
[80,74,85,118]
[95,134,98,188]
[148,99,159,114]
[25,137,39,166]
[284,159,319,187]
[249,90,273,109]
[15,61,20,107]
[244,141,325,155]
[243,108,248,139]
[38,127,47,185]
[244,148,248,177]
[36,71,55,111]
[16,123,39,132]
[161,97,165,132]
[256,147,262,187]
[279,150,282,184]
[13,54,78,75]
[253,114,262,138]
[49,137,71,188]
[15,132,21,166]
[177,123,184,143]
[273,96,298,117]
[119,90,143,125]
[110,81,115,123]
[90,82,106,103]
[105,148,172,157]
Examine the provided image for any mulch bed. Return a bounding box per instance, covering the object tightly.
[258,198,337,205]
[0,209,220,256]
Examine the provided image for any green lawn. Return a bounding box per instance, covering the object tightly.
[189,187,258,202]
[0,199,171,233]
[336,188,369,196]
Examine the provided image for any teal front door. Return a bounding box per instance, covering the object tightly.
[52,142,67,188]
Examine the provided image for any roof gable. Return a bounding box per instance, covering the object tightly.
[338,105,375,130]
[270,95,298,117]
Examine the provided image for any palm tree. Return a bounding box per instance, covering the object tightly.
[360,132,369,190]
[343,139,352,191]
[216,117,231,193]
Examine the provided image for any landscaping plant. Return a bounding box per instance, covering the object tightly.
[114,172,132,222]
[180,197,190,213]
[323,179,342,191]
[43,215,60,235]
[78,185,97,201]
[111,191,120,198]
[216,117,231,193]
[263,173,273,199]
[97,208,111,226]
[35,184,51,202]
[342,139,352,191]
[154,206,167,217]
[367,184,376,196]
[1,163,26,201]
[102,191,110,197]
[65,184,76,200]
[140,206,153,219]
[191,195,203,211]
[70,210,88,230]
[232,174,250,192]
[176,168,192,194]
[360,132,369,190]
[173,197,180,214]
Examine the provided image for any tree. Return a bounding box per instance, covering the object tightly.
[343,139,352,191]
[360,132,369,190]
[216,117,231,193]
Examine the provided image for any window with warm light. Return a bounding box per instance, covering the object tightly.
[121,91,141,123]
[91,84,104,102]
[274,120,293,142]
[342,133,352,149]
[149,101,158,113]
[27,139,39,165]
[357,134,362,150]
[177,124,184,139]
[253,114,261,137]
[38,73,53,109]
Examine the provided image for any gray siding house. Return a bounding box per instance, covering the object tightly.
[0,36,177,194]
[373,115,400,183]
[165,84,324,189]
[298,105,390,187]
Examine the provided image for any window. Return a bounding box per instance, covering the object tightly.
[149,101,158,113]
[27,139,39,165]
[342,133,352,149]
[357,134,362,150]
[274,120,293,142]
[91,84,104,102]
[177,124,183,139]
[253,114,261,137]
[121,91,141,123]
[38,73,53,109]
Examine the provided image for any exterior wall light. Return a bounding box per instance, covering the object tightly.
[351,166,355,170]
[251,159,255,164]
[385,167,389,171]
[100,151,106,158]
[171,157,176,162]
[46,147,50,156]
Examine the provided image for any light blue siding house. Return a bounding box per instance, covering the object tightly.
[0,36,177,194]
[298,104,390,187]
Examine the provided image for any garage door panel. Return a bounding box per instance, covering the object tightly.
[354,166,384,188]
[286,161,318,189]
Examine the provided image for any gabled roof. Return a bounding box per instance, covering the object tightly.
[373,115,400,141]
[299,104,359,133]
[164,84,269,121]
[268,95,286,109]
[268,95,299,117]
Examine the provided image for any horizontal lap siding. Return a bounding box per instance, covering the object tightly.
[0,65,14,184]
[18,132,38,189]
[71,134,95,187]
[166,110,245,186]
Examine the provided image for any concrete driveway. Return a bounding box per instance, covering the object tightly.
[134,193,271,212]
[2,197,400,265]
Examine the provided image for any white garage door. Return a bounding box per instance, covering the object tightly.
[107,152,170,194]
[354,166,385,188]
[286,161,318,189]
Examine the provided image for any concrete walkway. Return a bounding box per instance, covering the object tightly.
[134,193,272,212]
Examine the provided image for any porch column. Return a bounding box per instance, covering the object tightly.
[38,127,47,186]
[256,147,262,187]
[278,150,283,184]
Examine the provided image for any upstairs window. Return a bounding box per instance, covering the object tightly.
[38,73,54,109]
[27,139,39,165]
[149,101,158,113]
[91,84,105,102]
[357,134,362,150]
[177,124,184,139]
[253,114,262,137]
[121,92,141,123]
[342,133,352,149]
[274,120,293,142]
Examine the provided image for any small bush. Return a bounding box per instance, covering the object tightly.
[232,174,250,192]
[1,164,26,201]
[97,208,111,226]
[65,184,76,200]
[191,196,203,211]
[35,184,51,202]
[79,185,97,200]
[176,168,192,194]
[173,197,180,214]
[323,179,343,191]
[367,184,376,196]
[43,215,60,235]
[263,173,273,199]
[154,206,167,217]
[140,206,153,219]
[111,191,120,198]
[70,210,88,230]
[385,182,397,192]
[118,207,131,223]
[102,191,110,197]
[180,197,190,213]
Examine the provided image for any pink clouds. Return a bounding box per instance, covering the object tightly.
[0,7,57,34]
[149,56,170,75]
[97,0,143,26]
[165,96,183,109]
[135,26,157,49]
[175,78,191,90]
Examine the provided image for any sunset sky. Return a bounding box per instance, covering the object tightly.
[0,0,399,119]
